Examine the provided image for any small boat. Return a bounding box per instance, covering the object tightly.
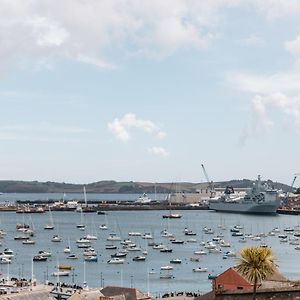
[67,254,78,259]
[187,238,197,243]
[83,249,97,256]
[141,233,153,239]
[209,248,221,254]
[97,211,106,215]
[278,234,288,239]
[224,251,236,257]
[58,265,72,270]
[33,255,47,261]
[52,271,70,277]
[51,235,62,242]
[208,274,217,280]
[16,223,29,230]
[203,228,214,234]
[162,213,182,219]
[160,265,173,270]
[121,239,132,245]
[77,243,90,249]
[132,256,146,261]
[76,224,85,229]
[194,250,207,255]
[76,238,90,244]
[107,234,121,241]
[3,249,14,255]
[44,207,54,230]
[171,240,184,244]
[107,258,124,264]
[14,236,29,240]
[170,259,182,264]
[204,242,217,249]
[219,241,231,247]
[160,230,174,238]
[193,267,208,272]
[153,244,165,250]
[105,245,117,250]
[111,252,127,258]
[232,232,243,237]
[44,225,54,230]
[84,234,97,240]
[128,232,142,236]
[160,248,173,253]
[0,253,13,259]
[64,246,71,253]
[18,228,34,235]
[0,257,11,264]
[22,240,35,245]
[38,250,52,257]
[185,231,196,236]
[99,224,108,230]
[127,246,141,252]
[84,255,98,262]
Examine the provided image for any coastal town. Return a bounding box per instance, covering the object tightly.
[2,0,300,299]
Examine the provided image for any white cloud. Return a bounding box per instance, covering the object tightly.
[227,71,300,94]
[238,92,300,143]
[148,146,169,157]
[2,0,300,70]
[252,0,300,20]
[228,64,300,143]
[239,35,265,47]
[108,113,165,142]
[285,34,300,66]
[157,131,167,139]
[0,0,247,70]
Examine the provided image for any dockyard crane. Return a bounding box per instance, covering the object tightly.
[284,174,300,205]
[201,164,216,198]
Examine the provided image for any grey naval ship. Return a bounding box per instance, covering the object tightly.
[209,175,280,214]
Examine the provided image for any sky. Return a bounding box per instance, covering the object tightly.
[1,0,300,185]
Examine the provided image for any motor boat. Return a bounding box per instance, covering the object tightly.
[193,267,208,272]
[107,258,124,264]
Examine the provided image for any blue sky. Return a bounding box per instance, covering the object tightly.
[1,1,300,184]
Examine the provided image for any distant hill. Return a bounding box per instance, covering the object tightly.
[0,179,292,193]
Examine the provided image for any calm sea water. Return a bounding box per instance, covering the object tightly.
[0,194,299,296]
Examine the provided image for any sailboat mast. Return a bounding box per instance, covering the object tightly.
[84,186,87,207]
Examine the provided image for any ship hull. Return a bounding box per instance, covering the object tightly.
[209,201,280,214]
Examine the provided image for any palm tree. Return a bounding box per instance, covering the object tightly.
[236,246,277,300]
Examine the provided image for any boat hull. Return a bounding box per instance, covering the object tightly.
[209,201,280,214]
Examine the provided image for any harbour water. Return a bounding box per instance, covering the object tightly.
[0,194,300,296]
